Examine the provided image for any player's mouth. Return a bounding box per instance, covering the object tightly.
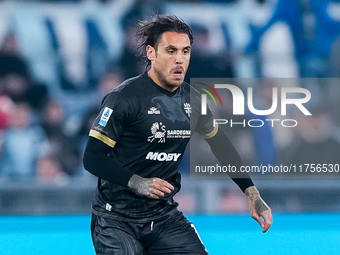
[171,67,184,79]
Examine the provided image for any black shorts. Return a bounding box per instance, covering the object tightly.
[91,211,209,255]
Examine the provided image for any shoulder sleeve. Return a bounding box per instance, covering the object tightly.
[89,92,132,148]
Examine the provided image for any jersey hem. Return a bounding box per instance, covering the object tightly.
[91,205,179,223]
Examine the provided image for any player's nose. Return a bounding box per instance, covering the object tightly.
[175,53,184,64]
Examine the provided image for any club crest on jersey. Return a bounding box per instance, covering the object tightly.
[99,107,113,127]
[147,122,166,143]
[148,107,160,114]
[184,103,191,117]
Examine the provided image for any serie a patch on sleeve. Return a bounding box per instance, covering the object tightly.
[99,107,113,127]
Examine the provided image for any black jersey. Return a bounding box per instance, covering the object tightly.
[89,72,216,222]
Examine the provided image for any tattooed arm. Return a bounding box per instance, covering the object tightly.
[203,126,273,232]
[128,174,174,199]
[245,186,273,233]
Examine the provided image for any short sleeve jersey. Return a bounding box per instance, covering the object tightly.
[90,72,217,222]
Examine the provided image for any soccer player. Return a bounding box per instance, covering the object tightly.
[83,14,272,255]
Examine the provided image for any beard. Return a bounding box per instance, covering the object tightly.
[154,67,183,91]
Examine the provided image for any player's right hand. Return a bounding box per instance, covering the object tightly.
[128,174,174,199]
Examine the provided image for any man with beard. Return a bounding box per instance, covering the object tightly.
[83,14,272,255]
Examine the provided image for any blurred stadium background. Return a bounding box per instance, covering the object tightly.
[0,0,340,254]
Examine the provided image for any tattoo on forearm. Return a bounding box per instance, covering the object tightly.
[128,174,154,196]
[136,178,153,196]
[245,187,270,213]
[254,197,270,213]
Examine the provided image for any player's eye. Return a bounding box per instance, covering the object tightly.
[168,49,175,54]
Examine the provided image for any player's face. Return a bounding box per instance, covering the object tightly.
[147,32,191,91]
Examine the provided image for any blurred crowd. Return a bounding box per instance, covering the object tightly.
[1,0,340,191]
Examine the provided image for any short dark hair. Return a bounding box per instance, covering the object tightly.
[135,14,194,68]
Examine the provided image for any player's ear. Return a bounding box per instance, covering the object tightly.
[146,45,155,61]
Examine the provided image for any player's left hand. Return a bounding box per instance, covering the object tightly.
[245,186,272,233]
